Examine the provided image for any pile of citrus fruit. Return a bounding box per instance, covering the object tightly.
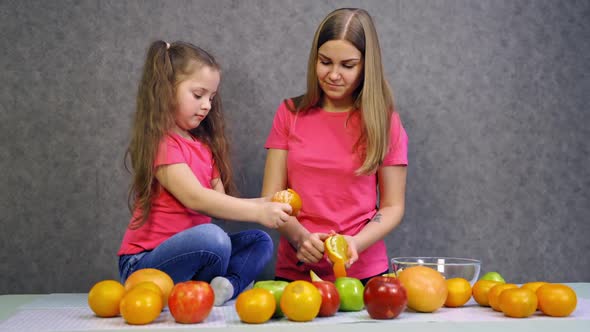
[471,273,578,318]
[88,268,173,325]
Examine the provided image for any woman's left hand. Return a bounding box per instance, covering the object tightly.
[341,235,359,268]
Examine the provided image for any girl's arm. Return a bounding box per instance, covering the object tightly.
[261,149,328,263]
[346,165,407,265]
[156,163,291,228]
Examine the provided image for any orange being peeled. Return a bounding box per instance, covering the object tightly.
[271,188,302,216]
[324,235,348,278]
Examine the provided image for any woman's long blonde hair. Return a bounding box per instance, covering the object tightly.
[125,40,236,229]
[289,8,395,175]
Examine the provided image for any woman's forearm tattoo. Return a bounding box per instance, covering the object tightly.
[370,212,382,223]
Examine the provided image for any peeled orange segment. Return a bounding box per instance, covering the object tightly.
[333,261,347,278]
[324,235,349,278]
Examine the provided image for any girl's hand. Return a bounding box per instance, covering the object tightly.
[341,235,359,268]
[258,202,292,229]
[296,232,330,264]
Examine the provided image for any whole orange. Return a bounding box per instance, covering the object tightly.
[397,266,448,312]
[444,278,472,308]
[235,288,276,324]
[129,281,164,303]
[472,280,502,306]
[280,280,322,322]
[499,288,537,318]
[124,268,174,307]
[271,188,302,216]
[521,281,548,310]
[87,280,126,317]
[119,287,163,325]
[536,283,577,317]
[488,283,518,312]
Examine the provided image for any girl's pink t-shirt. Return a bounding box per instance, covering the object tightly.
[118,133,219,255]
[265,101,408,281]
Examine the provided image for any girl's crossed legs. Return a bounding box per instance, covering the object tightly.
[119,223,273,305]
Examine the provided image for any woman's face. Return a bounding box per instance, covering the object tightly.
[316,39,364,106]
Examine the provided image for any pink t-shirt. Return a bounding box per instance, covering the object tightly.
[265,101,408,281]
[118,133,219,255]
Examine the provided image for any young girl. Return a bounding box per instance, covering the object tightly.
[262,8,408,284]
[118,40,292,306]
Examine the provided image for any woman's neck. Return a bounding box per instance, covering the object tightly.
[321,97,355,113]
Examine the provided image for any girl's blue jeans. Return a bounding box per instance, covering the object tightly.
[118,223,273,300]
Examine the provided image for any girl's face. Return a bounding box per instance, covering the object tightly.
[316,39,364,107]
[173,65,220,134]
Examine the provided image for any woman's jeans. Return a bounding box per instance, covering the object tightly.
[119,223,273,300]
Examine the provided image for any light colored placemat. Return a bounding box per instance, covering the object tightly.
[1,296,588,331]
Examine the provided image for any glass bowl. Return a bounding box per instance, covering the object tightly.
[391,257,481,285]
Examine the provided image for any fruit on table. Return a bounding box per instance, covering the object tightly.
[334,277,365,311]
[520,281,548,310]
[363,276,407,319]
[325,234,349,278]
[536,283,577,317]
[87,279,126,317]
[124,268,174,307]
[488,283,518,312]
[253,280,289,317]
[235,288,276,324]
[499,288,537,318]
[271,188,302,216]
[168,281,214,324]
[120,286,163,325]
[480,271,506,283]
[444,277,472,308]
[397,266,448,312]
[312,280,341,317]
[472,279,502,306]
[280,280,322,322]
[129,281,163,303]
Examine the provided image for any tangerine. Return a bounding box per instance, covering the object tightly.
[271,188,302,216]
[536,283,577,317]
[499,288,537,318]
[472,279,502,306]
[324,234,348,278]
[521,281,548,310]
[444,278,472,307]
[87,280,126,317]
[119,287,163,325]
[235,288,276,324]
[124,268,174,307]
[488,283,518,311]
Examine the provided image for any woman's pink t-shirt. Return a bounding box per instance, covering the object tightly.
[118,133,219,255]
[265,101,408,281]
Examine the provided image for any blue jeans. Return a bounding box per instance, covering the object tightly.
[119,223,273,300]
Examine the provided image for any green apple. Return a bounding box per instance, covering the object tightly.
[253,280,289,317]
[480,271,506,283]
[334,277,364,311]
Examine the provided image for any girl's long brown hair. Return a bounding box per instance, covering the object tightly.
[289,8,395,175]
[126,40,236,229]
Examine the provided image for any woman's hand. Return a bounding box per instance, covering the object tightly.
[258,202,292,229]
[296,232,331,264]
[342,235,360,268]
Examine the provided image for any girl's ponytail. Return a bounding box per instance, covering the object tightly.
[126,40,176,229]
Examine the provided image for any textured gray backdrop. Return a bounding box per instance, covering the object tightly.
[1,0,589,294]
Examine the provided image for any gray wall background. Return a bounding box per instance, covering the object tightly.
[1,0,588,294]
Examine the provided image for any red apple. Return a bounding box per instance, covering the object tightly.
[168,281,214,324]
[312,280,340,317]
[363,276,407,319]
